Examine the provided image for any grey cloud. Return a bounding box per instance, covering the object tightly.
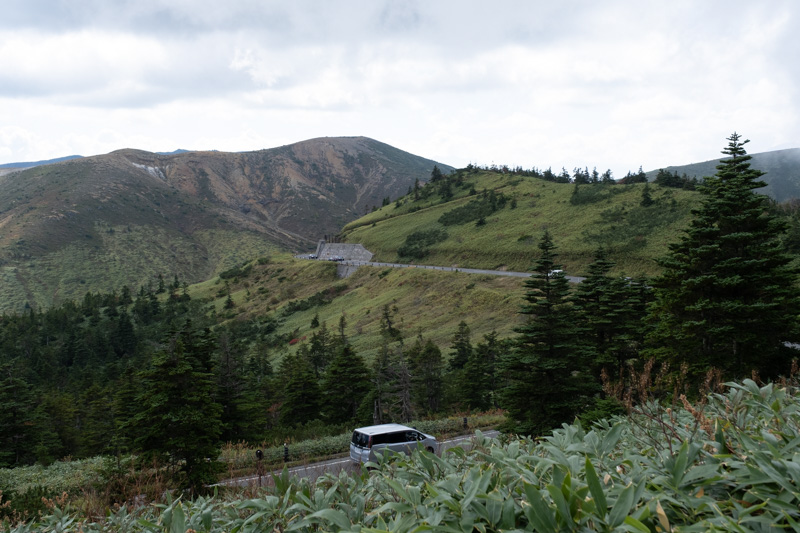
[5,0,591,51]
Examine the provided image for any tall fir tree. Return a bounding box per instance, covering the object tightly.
[447,321,473,371]
[321,345,372,424]
[647,133,800,380]
[131,325,223,492]
[215,330,266,442]
[572,248,650,383]
[277,351,322,426]
[407,337,444,416]
[369,340,413,424]
[498,231,596,436]
[460,331,504,411]
[306,322,336,378]
[0,366,37,467]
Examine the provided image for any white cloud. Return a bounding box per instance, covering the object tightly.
[0,0,797,177]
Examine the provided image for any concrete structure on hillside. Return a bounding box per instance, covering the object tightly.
[314,240,374,262]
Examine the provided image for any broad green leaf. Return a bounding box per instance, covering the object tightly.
[608,482,636,528]
[523,482,558,531]
[584,456,607,513]
[170,504,186,533]
[599,422,625,459]
[306,508,353,530]
[623,515,651,532]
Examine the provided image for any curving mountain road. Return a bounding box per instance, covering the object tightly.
[300,255,585,284]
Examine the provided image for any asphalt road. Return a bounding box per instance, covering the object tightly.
[299,255,585,284]
[217,430,500,488]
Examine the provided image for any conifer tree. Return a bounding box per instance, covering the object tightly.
[78,383,115,457]
[306,322,335,378]
[321,345,372,424]
[216,330,265,442]
[648,133,800,380]
[0,367,36,467]
[131,326,223,492]
[447,321,473,371]
[112,365,141,455]
[460,331,503,411]
[459,349,490,412]
[572,249,649,382]
[369,339,412,424]
[498,231,596,436]
[640,182,654,207]
[407,337,444,415]
[278,352,322,426]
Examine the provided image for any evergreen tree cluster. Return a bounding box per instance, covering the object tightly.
[0,279,281,490]
[498,233,650,436]
[458,163,615,184]
[438,189,509,226]
[0,289,505,488]
[654,168,700,189]
[498,134,800,436]
[647,133,800,379]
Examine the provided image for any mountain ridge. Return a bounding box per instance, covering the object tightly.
[0,136,452,312]
[645,147,800,202]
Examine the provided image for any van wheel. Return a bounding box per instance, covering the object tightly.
[426,446,435,454]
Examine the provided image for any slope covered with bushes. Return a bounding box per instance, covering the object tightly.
[6,379,800,531]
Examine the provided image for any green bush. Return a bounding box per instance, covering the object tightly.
[0,486,54,523]
[219,262,253,280]
[280,284,347,317]
[397,228,448,259]
[438,191,508,226]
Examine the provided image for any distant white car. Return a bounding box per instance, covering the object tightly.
[548,269,564,276]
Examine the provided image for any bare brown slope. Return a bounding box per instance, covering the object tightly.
[0,137,451,312]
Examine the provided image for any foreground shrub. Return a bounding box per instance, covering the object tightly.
[8,380,800,531]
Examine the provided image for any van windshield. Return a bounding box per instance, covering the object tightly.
[351,431,369,448]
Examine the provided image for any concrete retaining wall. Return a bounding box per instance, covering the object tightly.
[315,241,374,262]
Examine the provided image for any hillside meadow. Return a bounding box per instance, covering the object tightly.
[342,170,700,277]
[194,252,527,362]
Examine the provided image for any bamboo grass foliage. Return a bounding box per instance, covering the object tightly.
[6,378,800,531]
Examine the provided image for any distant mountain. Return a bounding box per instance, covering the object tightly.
[0,155,83,169]
[0,137,452,312]
[645,148,800,202]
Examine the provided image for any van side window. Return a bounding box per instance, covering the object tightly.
[351,431,368,447]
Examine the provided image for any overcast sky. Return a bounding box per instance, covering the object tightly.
[1,1,798,177]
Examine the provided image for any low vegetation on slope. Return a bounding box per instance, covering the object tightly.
[6,379,800,532]
[202,253,526,361]
[342,168,700,277]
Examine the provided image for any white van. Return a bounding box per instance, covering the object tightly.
[349,423,438,463]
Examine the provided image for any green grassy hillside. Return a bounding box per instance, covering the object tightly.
[341,170,700,277]
[190,253,527,362]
